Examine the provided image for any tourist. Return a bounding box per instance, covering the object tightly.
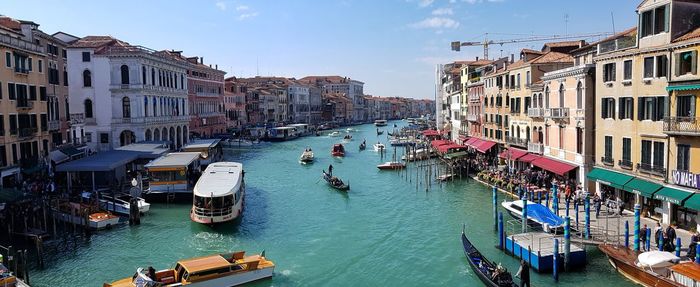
[594,195,602,218]
[515,259,530,287]
[655,222,664,247]
[640,224,648,251]
[688,233,698,261]
[666,224,677,251]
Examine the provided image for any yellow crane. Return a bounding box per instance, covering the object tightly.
[451,32,612,60]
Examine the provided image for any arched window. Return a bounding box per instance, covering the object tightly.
[558,84,565,108]
[142,66,147,84]
[84,99,93,118]
[145,129,152,141]
[544,87,550,108]
[120,65,130,85]
[83,70,92,87]
[576,82,583,109]
[151,68,155,85]
[144,97,149,117]
[153,97,157,116]
[122,97,131,118]
[65,98,70,118]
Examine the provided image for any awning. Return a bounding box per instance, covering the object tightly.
[622,178,663,198]
[475,140,497,153]
[683,193,700,211]
[444,151,468,159]
[422,130,441,136]
[437,144,467,153]
[666,84,700,92]
[56,150,142,172]
[518,154,542,163]
[458,136,469,143]
[586,167,634,190]
[49,150,70,164]
[531,157,577,176]
[654,187,693,205]
[431,140,452,148]
[498,148,528,160]
[465,138,479,147]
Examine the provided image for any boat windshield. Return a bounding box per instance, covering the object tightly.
[194,194,234,209]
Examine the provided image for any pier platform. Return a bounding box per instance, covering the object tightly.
[505,232,586,273]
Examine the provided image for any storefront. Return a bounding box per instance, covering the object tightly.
[586,167,633,200]
[530,156,578,184]
[621,178,663,220]
[681,193,700,231]
[653,186,693,227]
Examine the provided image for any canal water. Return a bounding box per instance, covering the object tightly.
[29,121,635,286]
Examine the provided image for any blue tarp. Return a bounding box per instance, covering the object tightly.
[526,204,565,227]
[56,150,142,172]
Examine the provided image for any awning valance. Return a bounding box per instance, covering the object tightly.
[682,193,700,211]
[654,187,693,205]
[518,154,542,163]
[444,151,468,159]
[666,84,700,92]
[586,168,634,190]
[622,178,663,198]
[531,157,577,176]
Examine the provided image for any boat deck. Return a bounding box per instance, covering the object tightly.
[505,231,587,272]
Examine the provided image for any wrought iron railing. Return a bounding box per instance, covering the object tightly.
[663,117,700,135]
[545,107,570,119]
[601,156,614,166]
[528,142,543,154]
[506,136,528,147]
[527,108,544,118]
[637,163,666,177]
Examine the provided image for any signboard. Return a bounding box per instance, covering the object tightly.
[672,170,700,190]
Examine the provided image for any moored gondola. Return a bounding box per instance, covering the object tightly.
[461,230,517,287]
[322,170,349,191]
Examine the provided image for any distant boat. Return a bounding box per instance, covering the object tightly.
[374,120,388,126]
[501,200,565,232]
[376,129,384,135]
[223,138,256,147]
[300,149,314,164]
[322,170,349,191]
[81,192,150,216]
[346,128,356,132]
[373,143,386,152]
[359,141,366,151]
[331,144,345,157]
[343,134,353,141]
[598,244,693,287]
[461,230,518,287]
[329,131,341,137]
[377,161,406,170]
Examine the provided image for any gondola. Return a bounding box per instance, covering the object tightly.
[461,230,517,287]
[377,129,384,135]
[322,170,349,191]
[359,141,366,151]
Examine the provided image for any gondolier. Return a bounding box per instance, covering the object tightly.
[329,164,333,176]
[516,260,530,287]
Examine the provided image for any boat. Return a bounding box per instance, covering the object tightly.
[329,131,341,137]
[332,144,345,157]
[346,128,356,132]
[401,148,435,161]
[191,162,245,224]
[182,139,224,168]
[343,134,353,141]
[461,230,518,287]
[0,262,18,286]
[598,244,697,287]
[437,174,455,181]
[322,170,349,191]
[144,152,202,200]
[53,202,120,230]
[373,143,386,152]
[376,128,384,135]
[389,138,415,146]
[359,141,367,151]
[377,161,406,170]
[374,120,388,127]
[104,251,274,287]
[81,192,151,216]
[300,149,314,163]
[265,127,299,142]
[501,200,565,232]
[223,138,256,147]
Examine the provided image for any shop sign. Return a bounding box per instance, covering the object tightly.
[672,170,700,190]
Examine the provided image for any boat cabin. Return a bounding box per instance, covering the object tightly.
[192,162,244,223]
[181,139,223,167]
[171,253,272,284]
[287,124,310,136]
[266,127,298,141]
[145,152,202,194]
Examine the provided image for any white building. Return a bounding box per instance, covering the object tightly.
[67,36,190,152]
[287,81,311,123]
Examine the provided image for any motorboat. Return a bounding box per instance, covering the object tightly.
[501,200,565,232]
[53,202,120,230]
[374,120,388,126]
[389,138,414,147]
[377,161,406,170]
[461,230,518,287]
[346,128,356,132]
[329,131,341,137]
[322,170,349,191]
[81,192,151,216]
[331,144,345,157]
[343,134,352,141]
[223,138,256,147]
[598,244,698,287]
[191,162,245,224]
[104,251,274,287]
[373,143,386,152]
[401,148,434,161]
[300,149,315,164]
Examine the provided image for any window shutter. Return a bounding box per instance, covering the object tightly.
[692,51,698,75]
[665,5,670,32]
[638,97,644,120]
[612,63,617,81]
[675,54,681,76]
[603,65,608,81]
[691,96,697,117]
[629,98,635,120]
[659,96,667,120]
[602,99,607,118]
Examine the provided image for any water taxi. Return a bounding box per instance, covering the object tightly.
[329,131,341,137]
[331,144,345,157]
[191,162,245,224]
[182,139,223,168]
[287,123,311,137]
[373,143,386,152]
[104,251,274,287]
[300,148,314,164]
[53,201,120,230]
[145,152,202,199]
[374,120,388,127]
[599,244,700,287]
[377,161,406,170]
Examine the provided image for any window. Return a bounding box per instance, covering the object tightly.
[5,52,10,67]
[622,138,632,165]
[84,99,93,118]
[9,115,16,135]
[676,51,697,76]
[39,86,46,101]
[653,142,664,168]
[526,71,531,86]
[142,66,146,84]
[28,57,32,72]
[62,49,67,59]
[122,97,131,118]
[604,63,617,82]
[40,114,47,132]
[65,98,69,119]
[656,55,668,78]
[604,136,613,163]
[601,98,615,119]
[85,132,92,143]
[38,60,42,73]
[558,84,565,107]
[677,95,695,117]
[641,140,652,166]
[28,85,36,101]
[619,97,634,120]
[576,127,583,154]
[100,133,109,144]
[641,10,653,37]
[82,52,90,62]
[63,68,68,86]
[576,82,583,109]
[678,144,691,171]
[638,96,666,121]
[623,60,632,80]
[644,57,654,78]
[654,5,668,34]
[83,70,92,87]
[545,88,550,108]
[120,65,129,85]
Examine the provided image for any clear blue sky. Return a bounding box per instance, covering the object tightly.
[4,0,639,99]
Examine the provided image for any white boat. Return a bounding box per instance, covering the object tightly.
[401,148,434,161]
[375,120,388,127]
[191,162,245,224]
[329,131,341,137]
[224,138,256,147]
[81,192,150,216]
[105,251,274,287]
[266,127,299,142]
[501,200,565,232]
[300,149,314,163]
[53,202,120,230]
[346,128,356,132]
[373,143,386,152]
[377,161,406,170]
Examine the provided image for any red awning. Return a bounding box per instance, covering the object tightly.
[458,136,469,143]
[422,130,441,136]
[437,144,466,153]
[465,138,479,147]
[498,148,528,160]
[475,140,497,153]
[531,157,578,176]
[518,154,542,163]
[431,140,452,148]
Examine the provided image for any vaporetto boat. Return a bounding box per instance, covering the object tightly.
[191,162,245,224]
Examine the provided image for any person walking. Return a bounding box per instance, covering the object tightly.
[640,224,648,251]
[594,195,602,218]
[655,222,664,248]
[666,224,677,251]
[516,259,530,287]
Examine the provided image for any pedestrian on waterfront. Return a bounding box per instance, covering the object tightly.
[594,195,602,218]
[515,259,530,287]
[655,222,664,247]
[640,224,648,251]
[666,224,677,251]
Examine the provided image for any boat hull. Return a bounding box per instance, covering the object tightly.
[461,232,518,287]
[377,164,405,170]
[331,152,345,157]
[598,244,681,287]
[185,266,274,287]
[53,211,120,230]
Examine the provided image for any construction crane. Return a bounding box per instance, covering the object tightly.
[451,32,612,60]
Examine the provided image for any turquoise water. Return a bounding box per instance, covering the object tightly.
[29,121,635,286]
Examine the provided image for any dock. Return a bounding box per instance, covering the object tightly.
[505,231,586,272]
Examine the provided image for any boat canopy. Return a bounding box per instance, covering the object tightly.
[145,152,201,171]
[182,139,221,151]
[637,251,680,268]
[193,162,243,197]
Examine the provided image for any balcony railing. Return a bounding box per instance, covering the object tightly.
[527,108,544,118]
[601,156,614,166]
[619,159,633,169]
[111,115,190,125]
[663,117,700,136]
[574,109,585,120]
[48,120,60,131]
[528,142,543,154]
[14,67,29,74]
[0,33,44,54]
[637,163,666,177]
[545,107,570,119]
[506,136,528,147]
[16,100,33,110]
[18,128,37,139]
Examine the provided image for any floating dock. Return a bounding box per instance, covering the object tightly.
[505,232,586,272]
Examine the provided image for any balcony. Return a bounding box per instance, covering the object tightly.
[527,108,544,118]
[111,115,191,125]
[506,136,528,147]
[663,117,700,136]
[619,159,633,170]
[545,107,570,119]
[637,163,666,177]
[48,120,60,131]
[601,156,614,166]
[528,142,544,154]
[16,100,33,111]
[574,109,585,120]
[14,67,29,74]
[18,128,37,139]
[466,114,479,123]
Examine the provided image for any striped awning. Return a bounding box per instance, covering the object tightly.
[666,84,700,92]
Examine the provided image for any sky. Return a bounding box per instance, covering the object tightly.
[3,0,639,100]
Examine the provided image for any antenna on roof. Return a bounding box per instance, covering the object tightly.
[611,12,616,34]
[564,13,569,36]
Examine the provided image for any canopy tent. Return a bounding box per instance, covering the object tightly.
[422,130,441,136]
[56,150,143,172]
[431,140,452,148]
[498,148,528,160]
[531,157,577,176]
